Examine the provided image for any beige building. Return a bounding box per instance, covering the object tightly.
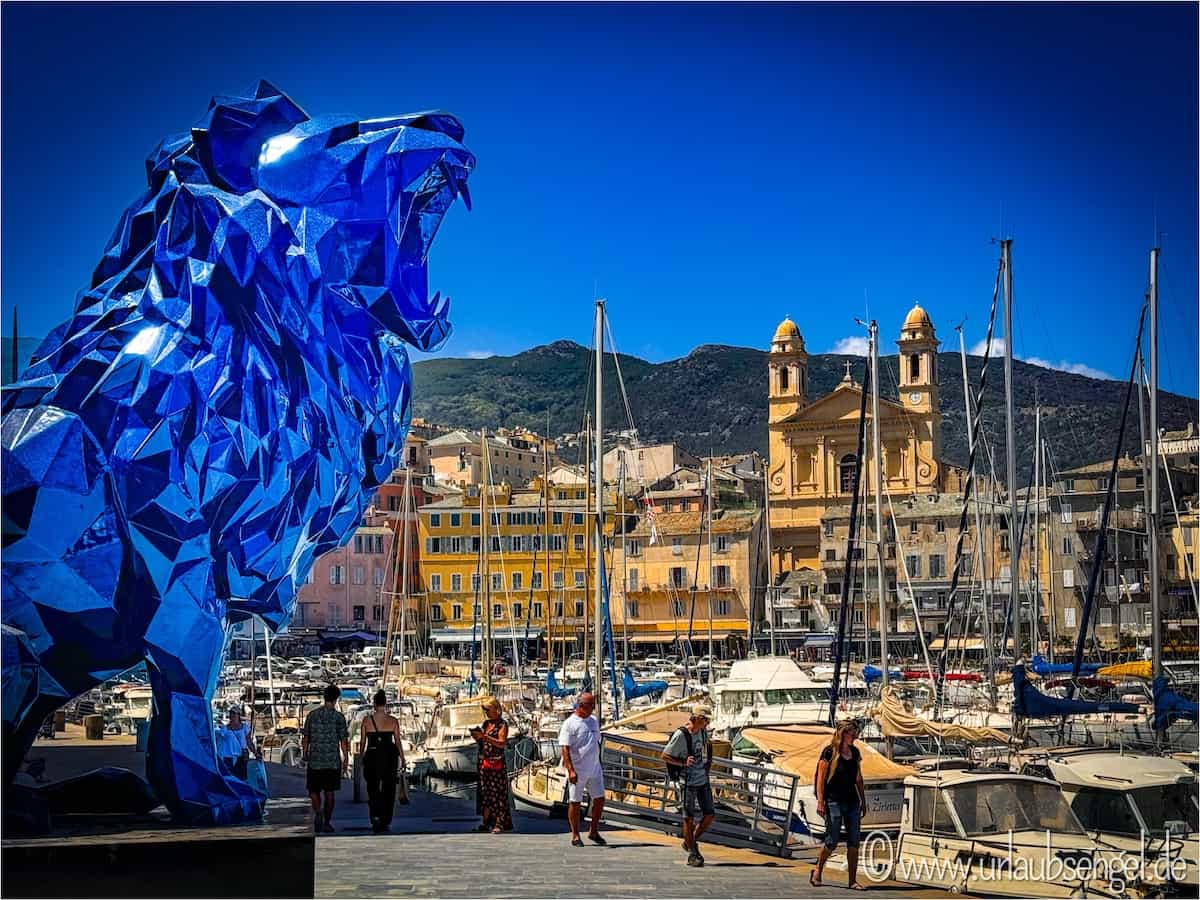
[767,305,947,574]
[609,507,765,655]
[602,442,700,484]
[427,429,556,488]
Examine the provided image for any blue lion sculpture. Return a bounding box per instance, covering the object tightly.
[1,81,474,825]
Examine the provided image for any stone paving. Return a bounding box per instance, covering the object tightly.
[292,767,941,899]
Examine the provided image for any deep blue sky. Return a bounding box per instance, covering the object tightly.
[3,3,1197,395]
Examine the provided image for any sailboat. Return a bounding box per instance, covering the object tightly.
[1011,245,1198,752]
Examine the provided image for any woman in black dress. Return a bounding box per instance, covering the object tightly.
[358,690,406,834]
[471,696,513,833]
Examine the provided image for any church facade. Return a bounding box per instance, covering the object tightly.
[766,304,947,575]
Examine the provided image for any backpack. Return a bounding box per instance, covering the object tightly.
[665,727,694,781]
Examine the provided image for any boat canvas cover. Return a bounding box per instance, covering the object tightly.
[1011,666,1139,719]
[868,686,1010,743]
[1030,654,1101,676]
[1153,674,1199,730]
[622,667,668,701]
[1097,660,1152,680]
[739,726,914,785]
[861,665,901,684]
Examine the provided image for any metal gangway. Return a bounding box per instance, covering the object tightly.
[594,731,814,858]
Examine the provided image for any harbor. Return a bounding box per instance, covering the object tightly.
[2,3,1199,899]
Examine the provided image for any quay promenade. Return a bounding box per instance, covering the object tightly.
[267,765,940,898]
[15,733,941,898]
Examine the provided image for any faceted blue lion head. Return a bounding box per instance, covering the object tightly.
[139,79,474,354]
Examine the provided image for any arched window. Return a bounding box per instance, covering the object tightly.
[779,366,789,392]
[909,354,921,382]
[839,454,857,493]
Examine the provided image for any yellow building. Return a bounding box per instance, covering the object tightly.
[609,508,764,655]
[416,481,592,654]
[767,305,946,574]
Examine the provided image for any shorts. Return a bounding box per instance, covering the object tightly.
[566,768,605,804]
[822,801,861,850]
[679,782,715,819]
[306,767,341,794]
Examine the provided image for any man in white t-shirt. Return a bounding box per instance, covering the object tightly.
[558,691,606,846]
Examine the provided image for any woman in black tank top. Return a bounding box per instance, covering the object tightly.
[358,690,405,833]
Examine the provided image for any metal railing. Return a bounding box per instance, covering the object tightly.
[596,732,801,857]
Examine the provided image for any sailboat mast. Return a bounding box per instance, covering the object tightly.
[1032,404,1041,656]
[870,321,888,687]
[764,487,776,656]
[398,466,412,677]
[481,429,492,696]
[620,451,629,668]
[1001,238,1021,660]
[707,458,714,667]
[543,433,552,673]
[957,325,995,704]
[583,414,591,682]
[1149,245,1162,683]
[1044,438,1058,665]
[593,299,606,721]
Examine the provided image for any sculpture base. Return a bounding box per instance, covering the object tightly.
[2,796,314,898]
[5,731,312,897]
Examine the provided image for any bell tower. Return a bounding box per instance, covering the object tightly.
[897,303,939,415]
[768,317,807,424]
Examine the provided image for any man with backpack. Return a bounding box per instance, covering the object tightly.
[661,704,715,867]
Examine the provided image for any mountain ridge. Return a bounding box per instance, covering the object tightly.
[412,340,1197,477]
[4,337,1193,477]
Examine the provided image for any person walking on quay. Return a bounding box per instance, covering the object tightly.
[470,696,513,834]
[811,719,867,890]
[558,691,606,847]
[302,683,350,834]
[216,706,259,780]
[662,703,715,867]
[358,689,406,834]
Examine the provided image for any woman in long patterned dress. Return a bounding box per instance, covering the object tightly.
[471,696,513,833]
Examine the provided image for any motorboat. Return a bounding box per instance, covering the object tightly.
[1014,747,1199,889]
[422,700,478,775]
[710,657,839,735]
[891,769,1146,897]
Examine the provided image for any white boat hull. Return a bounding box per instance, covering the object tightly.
[429,743,477,775]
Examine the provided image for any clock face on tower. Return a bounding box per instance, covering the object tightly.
[909,392,922,404]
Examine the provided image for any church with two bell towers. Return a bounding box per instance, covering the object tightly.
[766,304,948,575]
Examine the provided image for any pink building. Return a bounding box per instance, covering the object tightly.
[294,510,395,630]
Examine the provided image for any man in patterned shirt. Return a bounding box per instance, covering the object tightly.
[302,683,350,833]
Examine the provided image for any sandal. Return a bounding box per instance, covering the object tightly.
[848,882,867,891]
[571,836,584,847]
[490,826,503,834]
[809,871,822,888]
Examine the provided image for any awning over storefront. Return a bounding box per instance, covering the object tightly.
[320,630,382,645]
[927,637,1013,651]
[804,634,835,648]
[429,628,546,643]
[680,631,732,642]
[627,631,735,644]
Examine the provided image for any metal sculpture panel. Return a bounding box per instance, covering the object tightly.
[1,81,473,824]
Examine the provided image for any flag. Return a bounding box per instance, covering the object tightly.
[643,496,660,546]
